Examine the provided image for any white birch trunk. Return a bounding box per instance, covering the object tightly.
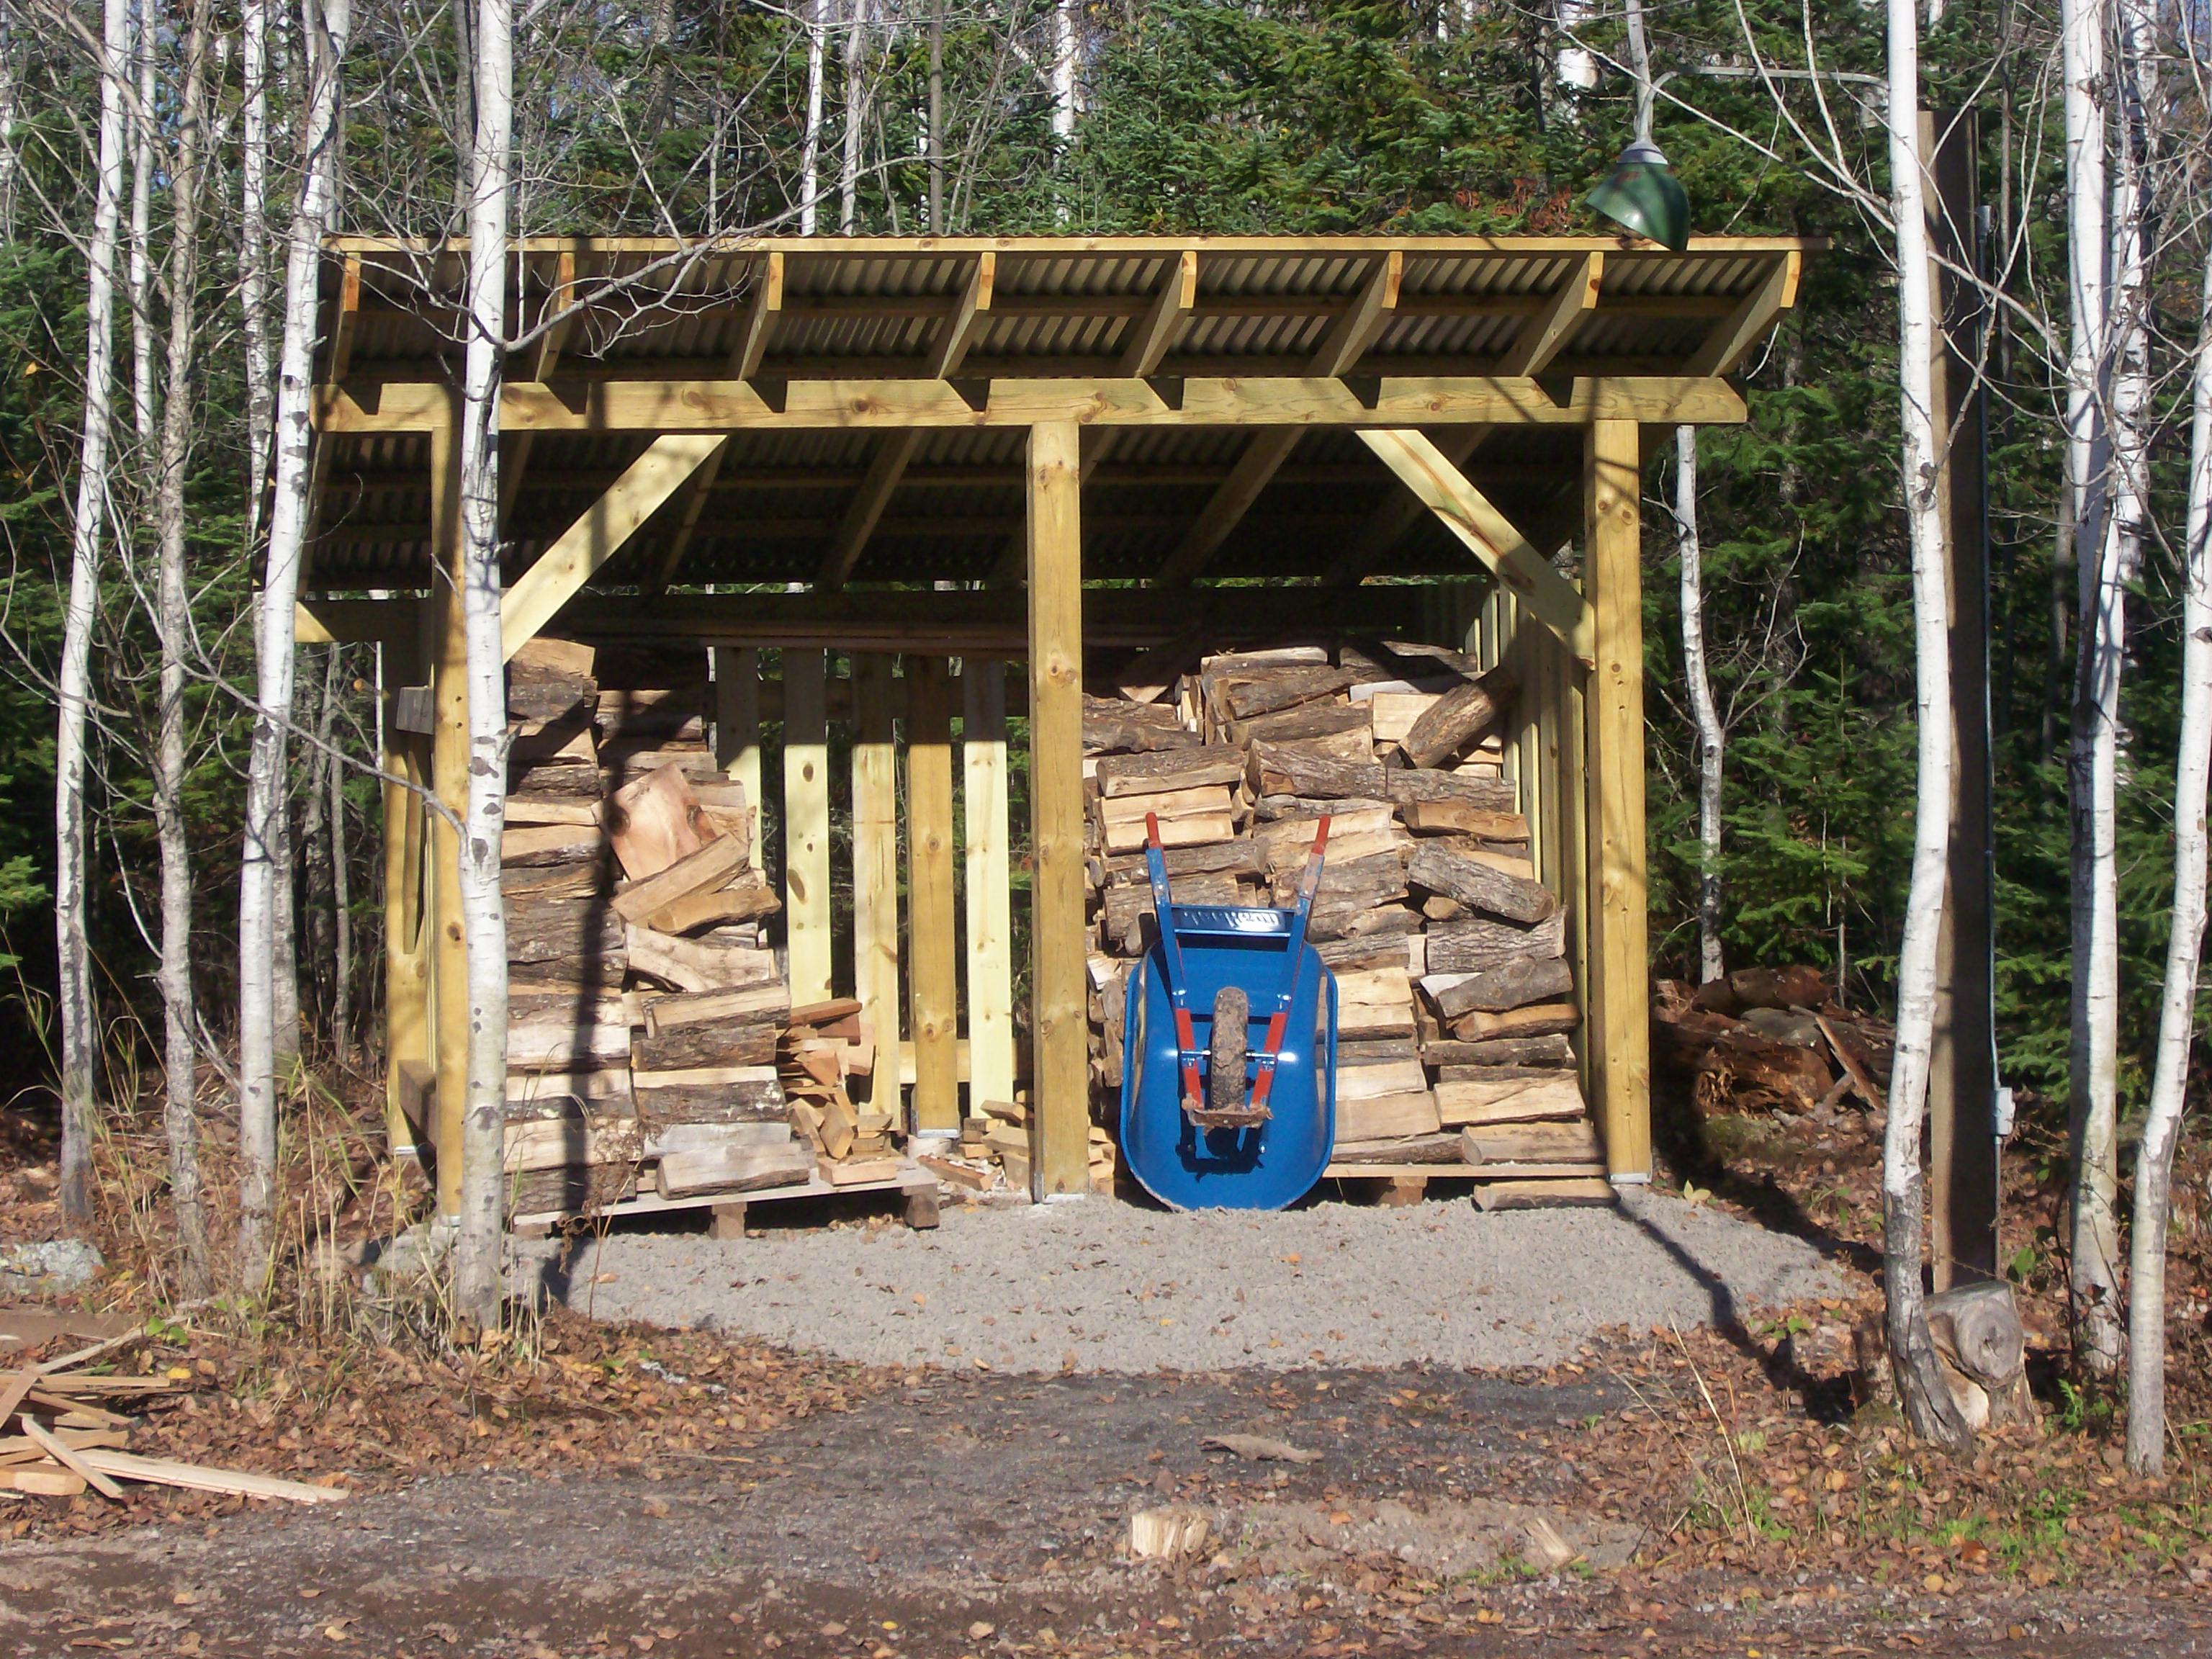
[1050,0,1076,145]
[0,14,20,240]
[1882,0,1973,1450]
[240,0,272,535]
[452,0,513,1328]
[236,0,349,1290]
[55,0,132,1226]
[2125,233,2212,1480]
[127,0,153,446]
[800,0,824,233]
[154,0,213,1298]
[1676,423,1725,984]
[2060,0,2125,1375]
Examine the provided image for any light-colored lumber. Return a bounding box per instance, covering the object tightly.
[781,647,833,1004]
[850,655,902,1081]
[1585,418,1650,1180]
[1118,248,1198,377]
[819,431,922,590]
[929,251,996,377]
[19,1417,125,1499]
[428,421,468,1215]
[963,660,1018,1120]
[819,1154,904,1187]
[1028,421,1089,1195]
[712,647,763,864]
[1355,428,1593,663]
[905,657,961,1133]
[729,251,783,378]
[1497,251,1601,377]
[499,433,729,659]
[1684,250,1801,377]
[73,1449,351,1504]
[0,1463,86,1496]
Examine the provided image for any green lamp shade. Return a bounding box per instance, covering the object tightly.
[1587,139,1690,252]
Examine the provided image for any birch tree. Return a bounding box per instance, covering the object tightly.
[452,0,513,1328]
[1881,0,1974,1450]
[1676,424,1726,984]
[54,0,132,1225]
[240,0,272,528]
[153,0,213,1298]
[2060,0,2126,1375]
[801,0,824,232]
[237,0,351,1290]
[127,0,153,445]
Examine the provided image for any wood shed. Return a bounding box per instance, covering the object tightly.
[297,233,1807,1223]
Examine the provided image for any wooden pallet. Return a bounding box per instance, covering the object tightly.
[1318,1159,1610,1208]
[510,1160,941,1236]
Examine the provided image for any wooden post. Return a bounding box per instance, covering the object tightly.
[428,416,469,1215]
[962,660,1017,1113]
[712,646,763,863]
[1027,421,1089,1196]
[1583,418,1650,1182]
[905,657,960,1134]
[851,653,902,1096]
[379,628,431,1156]
[781,647,832,1004]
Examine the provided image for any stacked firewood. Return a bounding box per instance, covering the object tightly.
[1650,968,1894,1120]
[498,641,827,1222]
[1072,642,1608,1202]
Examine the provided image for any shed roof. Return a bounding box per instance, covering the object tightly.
[308,235,1808,594]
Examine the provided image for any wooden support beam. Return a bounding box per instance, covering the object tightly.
[962,660,1017,1114]
[905,657,960,1134]
[729,251,785,379]
[1583,418,1650,1182]
[711,646,761,860]
[817,430,922,590]
[851,654,902,1085]
[379,626,431,1156]
[428,420,467,1216]
[499,432,728,659]
[1148,253,1402,589]
[1320,429,1489,586]
[318,374,1751,435]
[1118,249,1197,377]
[781,648,833,1004]
[295,595,423,647]
[501,252,578,529]
[1354,428,1593,663]
[927,252,995,378]
[1684,251,1801,377]
[649,441,727,595]
[1027,421,1089,1196]
[1497,253,1601,378]
[327,256,363,382]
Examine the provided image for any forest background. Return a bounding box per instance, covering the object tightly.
[0,0,2198,1290]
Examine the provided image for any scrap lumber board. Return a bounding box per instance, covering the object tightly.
[509,1160,941,1231]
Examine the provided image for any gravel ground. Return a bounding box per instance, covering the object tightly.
[521,1189,1843,1372]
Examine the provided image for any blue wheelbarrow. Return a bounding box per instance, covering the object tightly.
[1119,813,1339,1210]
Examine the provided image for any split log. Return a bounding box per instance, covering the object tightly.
[1424,912,1566,975]
[1100,811,1238,855]
[505,794,603,829]
[1094,840,1263,886]
[1652,1007,1833,1111]
[503,860,614,905]
[624,925,781,994]
[608,834,748,925]
[1252,806,1395,863]
[507,1002,634,1071]
[1252,793,1393,822]
[1331,1133,1466,1164]
[1083,695,1200,755]
[597,685,705,740]
[1309,900,1423,945]
[1333,1059,1431,1100]
[1449,1002,1580,1043]
[642,984,791,1033]
[1218,665,1355,720]
[1424,957,1575,1020]
[500,824,604,868]
[1229,701,1374,747]
[1382,768,1517,812]
[1817,1010,1892,1101]
[632,1079,789,1123]
[505,896,625,966]
[633,1020,779,1073]
[607,765,717,882]
[1399,799,1531,842]
[1407,842,1557,926]
[1461,1118,1601,1166]
[1094,747,1248,798]
[643,867,781,935]
[1473,1179,1617,1212]
[655,1139,814,1200]
[1335,1089,1440,1141]
[1303,850,1409,907]
[1246,741,1388,801]
[1399,667,1516,769]
[507,637,597,722]
[1423,1033,1576,1068]
[1435,1074,1587,1126]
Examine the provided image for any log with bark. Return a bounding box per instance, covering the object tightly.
[1422,956,1575,1019]
[1406,842,1557,926]
[1246,741,1388,801]
[1398,667,1515,769]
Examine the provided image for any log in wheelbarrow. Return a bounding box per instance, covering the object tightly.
[1119,812,1339,1210]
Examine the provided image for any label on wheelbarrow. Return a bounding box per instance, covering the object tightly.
[1170,905,1290,935]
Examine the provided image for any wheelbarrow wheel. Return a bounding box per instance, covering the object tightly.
[1208,986,1249,1116]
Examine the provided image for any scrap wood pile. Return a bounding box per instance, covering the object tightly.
[501,640,889,1224]
[0,1326,343,1507]
[917,1095,1117,1197]
[1069,641,1610,1208]
[1650,968,1894,1120]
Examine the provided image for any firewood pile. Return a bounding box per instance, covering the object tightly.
[500,641,887,1225]
[1650,967,1894,1119]
[1063,641,1611,1207]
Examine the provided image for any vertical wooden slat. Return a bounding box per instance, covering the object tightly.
[851,653,902,1089]
[905,657,960,1134]
[962,660,1017,1112]
[781,647,833,1005]
[1027,420,1089,1196]
[1557,631,1591,1107]
[428,417,467,1215]
[1584,418,1650,1182]
[379,629,431,1157]
[712,646,762,862]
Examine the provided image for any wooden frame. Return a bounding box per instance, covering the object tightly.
[313,235,1810,1210]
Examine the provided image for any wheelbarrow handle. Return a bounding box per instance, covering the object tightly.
[1145,813,1206,1112]
[1251,814,1329,1113]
